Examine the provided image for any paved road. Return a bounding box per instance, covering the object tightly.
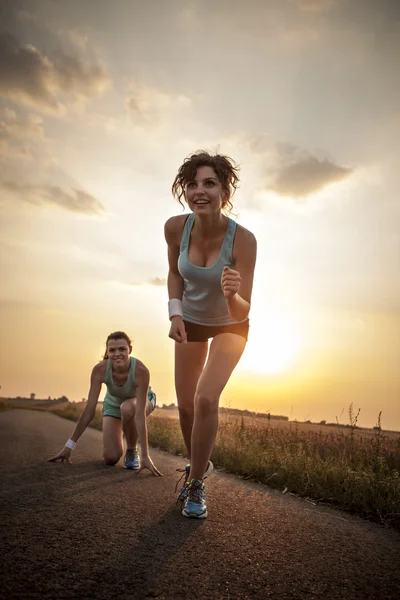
[1,410,399,600]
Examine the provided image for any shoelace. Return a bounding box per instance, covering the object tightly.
[187,482,205,505]
[174,467,189,493]
[177,484,189,505]
[126,450,137,462]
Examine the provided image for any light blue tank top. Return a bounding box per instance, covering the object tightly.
[178,213,244,326]
[104,357,136,405]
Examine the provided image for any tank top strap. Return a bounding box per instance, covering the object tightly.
[220,218,237,265]
[128,356,137,387]
[179,213,194,253]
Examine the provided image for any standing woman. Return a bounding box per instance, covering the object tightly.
[164,151,257,518]
[49,331,162,476]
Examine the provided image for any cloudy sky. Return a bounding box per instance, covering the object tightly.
[1,0,399,429]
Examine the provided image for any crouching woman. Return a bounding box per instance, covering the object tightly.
[48,331,162,476]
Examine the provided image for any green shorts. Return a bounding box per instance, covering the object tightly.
[102,388,157,420]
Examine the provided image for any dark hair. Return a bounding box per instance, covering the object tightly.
[171,150,240,215]
[103,331,132,359]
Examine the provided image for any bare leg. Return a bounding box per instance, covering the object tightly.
[190,334,246,481]
[174,341,208,459]
[102,416,123,465]
[120,397,154,450]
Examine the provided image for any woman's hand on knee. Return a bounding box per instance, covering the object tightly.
[135,455,163,477]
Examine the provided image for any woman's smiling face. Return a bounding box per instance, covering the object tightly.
[184,165,228,215]
[106,338,131,367]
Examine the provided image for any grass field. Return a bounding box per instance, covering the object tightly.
[148,407,400,531]
[3,400,399,530]
[152,406,400,440]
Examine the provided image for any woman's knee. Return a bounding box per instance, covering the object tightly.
[120,398,137,419]
[103,451,122,465]
[194,391,219,415]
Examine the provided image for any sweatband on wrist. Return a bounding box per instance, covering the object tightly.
[65,439,76,450]
[168,298,183,320]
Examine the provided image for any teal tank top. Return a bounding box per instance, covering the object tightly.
[178,213,244,326]
[103,356,136,406]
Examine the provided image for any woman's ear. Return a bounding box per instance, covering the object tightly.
[221,187,230,206]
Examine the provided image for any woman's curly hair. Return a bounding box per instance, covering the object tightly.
[171,150,240,215]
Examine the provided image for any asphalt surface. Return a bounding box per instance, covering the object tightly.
[1,409,399,600]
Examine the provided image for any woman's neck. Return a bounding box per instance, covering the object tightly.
[193,212,227,236]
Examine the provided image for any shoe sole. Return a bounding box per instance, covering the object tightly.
[124,465,140,470]
[182,509,208,519]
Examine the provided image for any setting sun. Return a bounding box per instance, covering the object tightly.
[239,310,301,374]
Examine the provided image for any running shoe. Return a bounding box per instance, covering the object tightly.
[182,479,207,519]
[124,448,140,470]
[176,461,214,499]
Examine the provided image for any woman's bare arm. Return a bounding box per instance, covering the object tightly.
[68,366,103,442]
[164,216,187,343]
[134,361,162,476]
[224,226,257,321]
[164,216,185,300]
[48,363,104,463]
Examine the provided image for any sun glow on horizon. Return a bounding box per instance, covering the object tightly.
[239,310,302,375]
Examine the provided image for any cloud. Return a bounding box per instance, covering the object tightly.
[15,9,39,22]
[0,181,104,214]
[297,270,400,317]
[0,32,59,112]
[0,106,57,165]
[124,277,167,287]
[53,52,109,97]
[0,129,30,160]
[0,107,44,160]
[84,111,119,132]
[59,29,89,52]
[293,0,337,11]
[0,107,44,139]
[266,143,353,198]
[126,79,191,129]
[0,32,110,113]
[148,277,167,287]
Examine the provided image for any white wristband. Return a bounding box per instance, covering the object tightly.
[168,298,183,320]
[65,439,76,450]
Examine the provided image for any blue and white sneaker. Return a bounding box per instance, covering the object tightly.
[182,479,207,519]
[176,461,214,500]
[124,448,140,470]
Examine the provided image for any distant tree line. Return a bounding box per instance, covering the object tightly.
[160,403,289,421]
[7,395,69,406]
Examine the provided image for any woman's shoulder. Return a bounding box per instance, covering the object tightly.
[92,360,107,381]
[232,222,257,266]
[234,222,257,246]
[164,213,190,244]
[134,358,150,380]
